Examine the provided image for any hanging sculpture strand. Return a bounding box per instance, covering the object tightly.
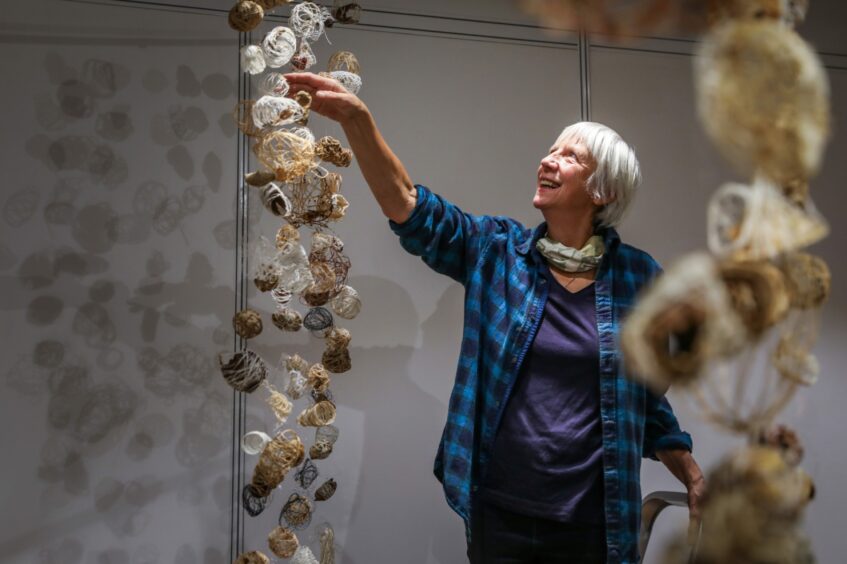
[224,1,363,559]
[515,1,829,562]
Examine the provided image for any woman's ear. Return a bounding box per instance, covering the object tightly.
[592,193,616,207]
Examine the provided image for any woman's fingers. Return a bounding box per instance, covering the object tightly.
[283,72,343,93]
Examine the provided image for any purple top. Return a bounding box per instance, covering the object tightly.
[481,266,605,524]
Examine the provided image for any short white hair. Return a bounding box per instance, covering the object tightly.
[556,121,641,228]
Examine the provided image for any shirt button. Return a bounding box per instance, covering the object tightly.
[540,279,547,284]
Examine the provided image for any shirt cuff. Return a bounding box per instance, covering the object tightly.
[650,431,693,459]
[388,184,431,236]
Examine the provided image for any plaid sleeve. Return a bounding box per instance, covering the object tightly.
[643,390,693,460]
[636,255,693,460]
[389,184,518,285]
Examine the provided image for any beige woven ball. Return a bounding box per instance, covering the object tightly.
[234,308,263,339]
[228,1,264,32]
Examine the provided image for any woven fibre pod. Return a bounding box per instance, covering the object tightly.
[298,400,336,427]
[252,95,305,129]
[621,253,748,389]
[779,252,831,309]
[314,478,337,501]
[280,492,314,530]
[276,223,300,247]
[307,363,331,393]
[242,483,270,517]
[303,307,334,332]
[264,382,292,423]
[219,350,267,393]
[328,70,361,95]
[272,307,303,331]
[287,369,308,399]
[234,550,270,564]
[262,26,297,68]
[329,285,360,320]
[331,1,362,24]
[251,429,304,496]
[290,546,319,564]
[254,272,278,293]
[233,308,263,339]
[240,44,266,75]
[294,90,313,110]
[253,129,315,181]
[310,440,332,460]
[325,327,351,350]
[707,180,828,262]
[233,100,263,138]
[286,353,310,373]
[268,526,299,559]
[327,50,360,75]
[316,136,353,168]
[245,170,276,187]
[315,424,339,445]
[329,193,349,220]
[321,347,351,374]
[295,458,320,488]
[260,183,292,218]
[228,1,264,32]
[291,40,317,72]
[696,21,830,187]
[259,72,290,97]
[290,1,326,41]
[719,260,790,337]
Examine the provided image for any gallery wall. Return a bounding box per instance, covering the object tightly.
[0,1,845,563]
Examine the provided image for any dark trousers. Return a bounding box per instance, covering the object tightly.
[467,500,607,564]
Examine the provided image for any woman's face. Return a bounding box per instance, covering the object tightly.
[533,137,597,214]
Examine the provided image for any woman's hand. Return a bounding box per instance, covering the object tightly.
[284,72,368,125]
[686,474,706,545]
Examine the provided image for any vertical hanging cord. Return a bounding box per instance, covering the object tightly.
[578,28,592,121]
[230,28,252,562]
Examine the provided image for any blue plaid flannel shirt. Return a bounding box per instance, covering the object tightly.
[390,186,692,563]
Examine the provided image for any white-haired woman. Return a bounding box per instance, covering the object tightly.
[285,73,704,563]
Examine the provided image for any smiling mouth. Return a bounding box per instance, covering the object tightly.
[539,179,560,190]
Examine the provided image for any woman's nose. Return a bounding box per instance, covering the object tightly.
[541,155,557,170]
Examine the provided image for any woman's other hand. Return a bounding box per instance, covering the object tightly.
[284,72,367,125]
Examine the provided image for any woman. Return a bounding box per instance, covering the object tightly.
[285,72,705,563]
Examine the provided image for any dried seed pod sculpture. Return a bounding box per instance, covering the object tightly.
[228,1,264,32]
[262,26,297,68]
[226,4,360,556]
[234,308,263,339]
[241,45,267,75]
[263,381,293,424]
[295,458,320,488]
[219,350,268,393]
[314,478,337,501]
[234,550,270,564]
[268,526,299,559]
[272,307,303,331]
[280,492,314,530]
[662,445,815,564]
[251,429,304,497]
[316,137,353,168]
[696,21,829,189]
[298,400,337,427]
[259,72,290,97]
[291,546,320,564]
[243,483,271,517]
[318,524,336,564]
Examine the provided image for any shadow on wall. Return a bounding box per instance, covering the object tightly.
[338,276,466,564]
[1,49,238,563]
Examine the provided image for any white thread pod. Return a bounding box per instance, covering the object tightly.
[241,430,272,455]
[260,183,293,217]
[240,44,267,75]
[289,2,326,41]
[286,370,308,400]
[329,285,361,320]
[290,546,319,564]
[252,95,305,129]
[259,72,290,97]
[262,26,298,68]
[707,179,829,261]
[329,70,362,95]
[291,41,317,72]
[315,424,339,446]
[287,125,315,145]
